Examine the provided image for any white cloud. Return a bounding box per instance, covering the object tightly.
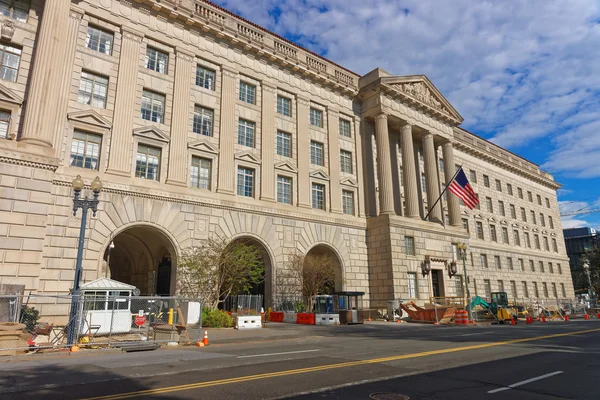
[212,0,600,177]
[561,218,589,229]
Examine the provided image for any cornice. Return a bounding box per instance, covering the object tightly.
[0,151,59,171]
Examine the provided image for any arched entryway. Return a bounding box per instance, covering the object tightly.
[305,244,344,294]
[102,225,178,296]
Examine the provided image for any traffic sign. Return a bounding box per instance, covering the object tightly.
[135,315,146,326]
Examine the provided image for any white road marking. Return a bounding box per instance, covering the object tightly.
[457,332,487,337]
[487,371,564,394]
[237,349,320,359]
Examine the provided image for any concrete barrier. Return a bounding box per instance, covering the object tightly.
[283,312,297,323]
[315,313,339,325]
[296,313,316,325]
[236,315,262,329]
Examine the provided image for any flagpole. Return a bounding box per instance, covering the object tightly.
[424,164,464,222]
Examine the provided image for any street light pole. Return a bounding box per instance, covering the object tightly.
[67,175,103,347]
[584,262,595,307]
[457,242,471,322]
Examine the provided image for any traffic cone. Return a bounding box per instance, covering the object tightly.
[564,315,569,321]
[202,330,209,346]
[510,317,515,325]
[526,315,531,324]
[597,313,600,319]
[195,341,204,347]
[585,314,590,320]
[70,345,79,352]
[541,315,546,323]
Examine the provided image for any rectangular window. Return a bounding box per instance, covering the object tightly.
[552,283,557,298]
[462,218,469,233]
[528,191,533,202]
[561,283,566,297]
[195,65,215,90]
[507,183,513,195]
[340,150,353,173]
[537,194,542,205]
[534,282,539,298]
[543,236,549,251]
[490,225,497,242]
[309,107,323,127]
[277,175,292,205]
[476,221,484,239]
[85,26,113,55]
[540,213,545,227]
[408,272,417,298]
[502,227,509,244]
[552,238,558,252]
[558,263,562,274]
[483,175,490,187]
[190,157,211,190]
[549,262,554,274]
[518,187,523,199]
[542,282,548,298]
[498,280,505,292]
[486,197,493,213]
[237,119,255,147]
[135,144,161,181]
[193,106,213,136]
[310,141,324,166]
[276,131,292,157]
[514,230,520,246]
[495,179,502,191]
[455,275,464,297]
[470,170,477,183]
[141,90,165,123]
[494,255,501,269]
[498,200,505,216]
[277,95,291,117]
[522,281,529,298]
[530,259,535,272]
[421,173,427,193]
[0,110,9,139]
[525,232,531,248]
[237,166,255,197]
[534,234,540,249]
[405,236,415,256]
[342,190,354,215]
[510,281,517,298]
[77,71,108,108]
[339,118,351,137]
[70,131,101,170]
[484,279,491,298]
[239,81,256,104]
[145,47,168,74]
[510,204,516,219]
[521,207,527,222]
[539,261,545,273]
[311,183,325,210]
[549,216,554,229]
[546,198,551,208]
[475,194,480,209]
[531,210,537,225]
[480,254,488,268]
[519,258,524,271]
[0,0,28,22]
[507,257,514,270]
[0,43,20,82]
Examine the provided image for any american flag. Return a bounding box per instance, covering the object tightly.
[448,167,479,209]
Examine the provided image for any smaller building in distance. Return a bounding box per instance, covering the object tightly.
[563,227,600,292]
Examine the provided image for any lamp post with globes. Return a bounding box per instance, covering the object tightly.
[583,261,596,308]
[67,175,103,346]
[456,241,471,321]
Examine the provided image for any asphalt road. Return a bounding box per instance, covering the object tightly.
[1,320,599,400]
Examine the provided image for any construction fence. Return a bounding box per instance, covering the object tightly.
[0,294,204,356]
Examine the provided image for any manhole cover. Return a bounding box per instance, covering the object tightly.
[369,393,410,400]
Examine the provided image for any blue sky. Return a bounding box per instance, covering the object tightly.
[212,0,600,229]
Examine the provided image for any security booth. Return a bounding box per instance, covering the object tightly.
[79,278,136,335]
[334,291,365,324]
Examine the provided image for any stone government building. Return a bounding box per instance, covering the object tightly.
[0,0,574,308]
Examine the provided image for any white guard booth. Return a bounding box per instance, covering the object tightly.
[79,278,136,336]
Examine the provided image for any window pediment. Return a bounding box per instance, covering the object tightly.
[133,126,170,143]
[188,139,218,154]
[68,110,112,130]
[310,169,330,181]
[0,83,23,105]
[275,161,297,173]
[340,177,358,187]
[235,151,261,165]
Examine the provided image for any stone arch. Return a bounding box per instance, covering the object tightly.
[305,242,345,292]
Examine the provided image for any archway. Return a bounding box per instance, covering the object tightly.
[305,244,344,294]
[102,225,178,296]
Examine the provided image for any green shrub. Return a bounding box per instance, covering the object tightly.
[19,306,40,333]
[202,308,232,328]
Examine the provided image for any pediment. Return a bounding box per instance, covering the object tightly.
[0,83,23,105]
[532,227,539,233]
[381,75,463,124]
[551,232,557,237]
[68,110,112,130]
[473,213,483,220]
[500,219,508,225]
[310,169,330,181]
[188,139,219,154]
[512,222,520,228]
[488,217,497,223]
[340,177,358,187]
[235,151,261,165]
[542,230,548,235]
[523,225,530,231]
[133,125,170,143]
[462,209,470,215]
[275,161,297,173]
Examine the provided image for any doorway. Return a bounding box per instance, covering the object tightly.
[431,269,445,298]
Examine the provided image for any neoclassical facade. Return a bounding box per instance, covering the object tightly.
[0,0,574,307]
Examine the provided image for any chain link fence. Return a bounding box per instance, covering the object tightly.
[0,294,203,356]
[222,295,263,316]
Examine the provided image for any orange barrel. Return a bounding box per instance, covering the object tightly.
[454,310,467,325]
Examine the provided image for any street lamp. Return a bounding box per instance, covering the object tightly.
[456,241,472,321]
[105,239,115,278]
[67,175,103,346]
[583,262,595,307]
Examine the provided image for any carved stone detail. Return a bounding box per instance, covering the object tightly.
[395,82,449,114]
[1,20,15,41]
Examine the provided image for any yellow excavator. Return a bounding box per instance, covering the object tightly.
[467,292,520,323]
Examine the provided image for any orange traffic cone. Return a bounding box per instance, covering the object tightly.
[541,315,546,323]
[510,317,516,325]
[70,345,79,352]
[203,330,209,346]
[597,313,600,319]
[585,314,590,320]
[564,315,569,321]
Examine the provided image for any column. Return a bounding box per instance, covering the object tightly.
[423,133,442,222]
[354,118,365,217]
[166,48,194,186]
[327,108,342,213]
[20,0,71,147]
[443,142,462,227]
[52,7,83,152]
[260,81,277,202]
[374,113,394,215]
[216,65,238,194]
[400,124,420,218]
[296,95,311,208]
[106,27,144,176]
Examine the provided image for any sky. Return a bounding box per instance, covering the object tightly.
[212,0,600,230]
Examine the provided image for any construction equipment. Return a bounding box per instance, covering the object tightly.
[466,293,518,324]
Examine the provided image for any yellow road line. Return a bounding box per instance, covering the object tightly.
[83,327,600,400]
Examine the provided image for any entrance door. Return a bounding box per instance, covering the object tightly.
[155,256,171,296]
[431,270,443,298]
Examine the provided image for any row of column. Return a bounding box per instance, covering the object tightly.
[374,113,461,227]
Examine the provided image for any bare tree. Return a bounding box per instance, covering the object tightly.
[279,251,339,299]
[177,237,264,309]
